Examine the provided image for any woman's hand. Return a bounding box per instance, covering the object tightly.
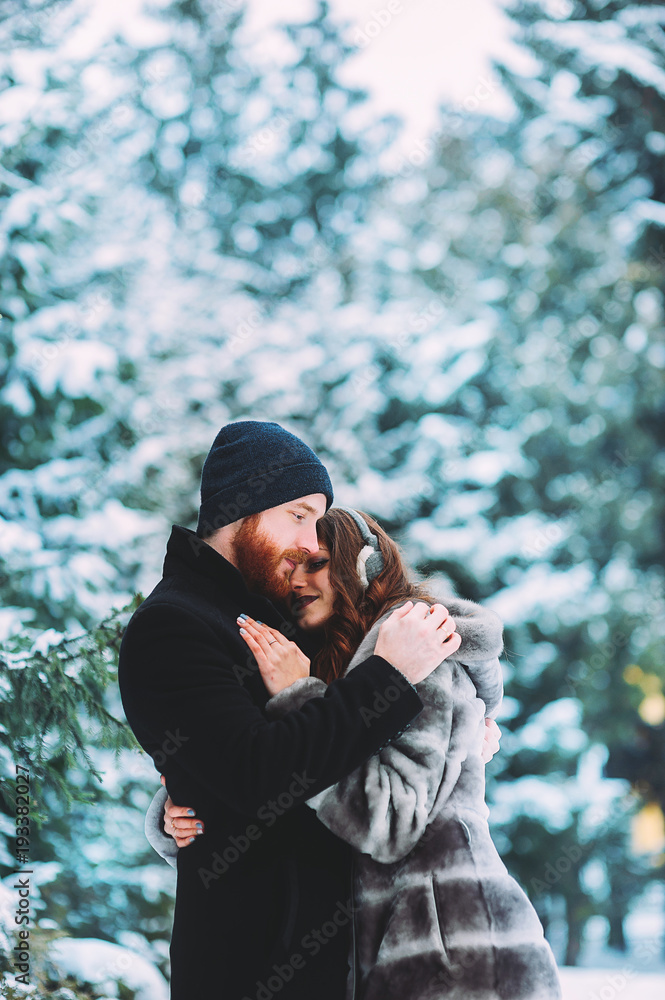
[481,718,502,763]
[237,615,311,697]
[375,602,462,684]
[160,774,204,848]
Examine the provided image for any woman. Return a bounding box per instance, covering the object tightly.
[147,507,561,1000]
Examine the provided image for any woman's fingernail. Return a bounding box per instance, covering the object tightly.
[196,822,203,830]
[238,614,248,621]
[239,628,247,634]
[187,809,195,816]
[188,837,195,844]
[256,620,263,625]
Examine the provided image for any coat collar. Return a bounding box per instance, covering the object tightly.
[161,524,323,659]
[163,523,254,599]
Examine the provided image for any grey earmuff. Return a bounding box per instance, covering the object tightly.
[334,506,384,588]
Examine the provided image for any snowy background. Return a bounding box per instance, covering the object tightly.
[0,0,664,996]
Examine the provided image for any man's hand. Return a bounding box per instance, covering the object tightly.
[481,718,502,763]
[375,601,461,685]
[238,615,311,697]
[160,774,204,848]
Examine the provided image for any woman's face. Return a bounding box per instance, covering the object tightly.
[288,541,335,630]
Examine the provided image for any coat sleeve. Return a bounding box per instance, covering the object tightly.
[144,784,177,868]
[119,601,424,818]
[263,601,503,863]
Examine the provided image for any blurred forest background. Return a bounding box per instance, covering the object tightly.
[0,0,664,995]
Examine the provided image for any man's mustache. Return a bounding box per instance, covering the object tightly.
[280,548,311,567]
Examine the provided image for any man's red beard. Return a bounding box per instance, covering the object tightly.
[233,513,305,604]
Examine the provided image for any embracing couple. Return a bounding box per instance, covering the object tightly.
[118,420,561,1000]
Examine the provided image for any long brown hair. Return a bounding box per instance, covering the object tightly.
[312,508,437,683]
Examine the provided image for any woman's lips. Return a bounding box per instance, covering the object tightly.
[292,595,318,613]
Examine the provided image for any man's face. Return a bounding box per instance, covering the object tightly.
[232,494,327,603]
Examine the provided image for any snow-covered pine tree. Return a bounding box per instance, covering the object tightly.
[0,0,429,983]
[263,0,665,964]
[0,0,396,636]
[488,0,665,958]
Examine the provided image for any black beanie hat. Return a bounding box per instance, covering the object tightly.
[196,420,334,536]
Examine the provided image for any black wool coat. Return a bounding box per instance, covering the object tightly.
[118,524,424,1000]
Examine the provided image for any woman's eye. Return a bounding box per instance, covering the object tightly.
[292,512,305,521]
[308,559,328,571]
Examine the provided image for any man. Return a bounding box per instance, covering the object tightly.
[118,420,453,1000]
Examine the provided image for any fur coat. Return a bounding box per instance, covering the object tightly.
[146,595,562,999]
[264,596,561,1000]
